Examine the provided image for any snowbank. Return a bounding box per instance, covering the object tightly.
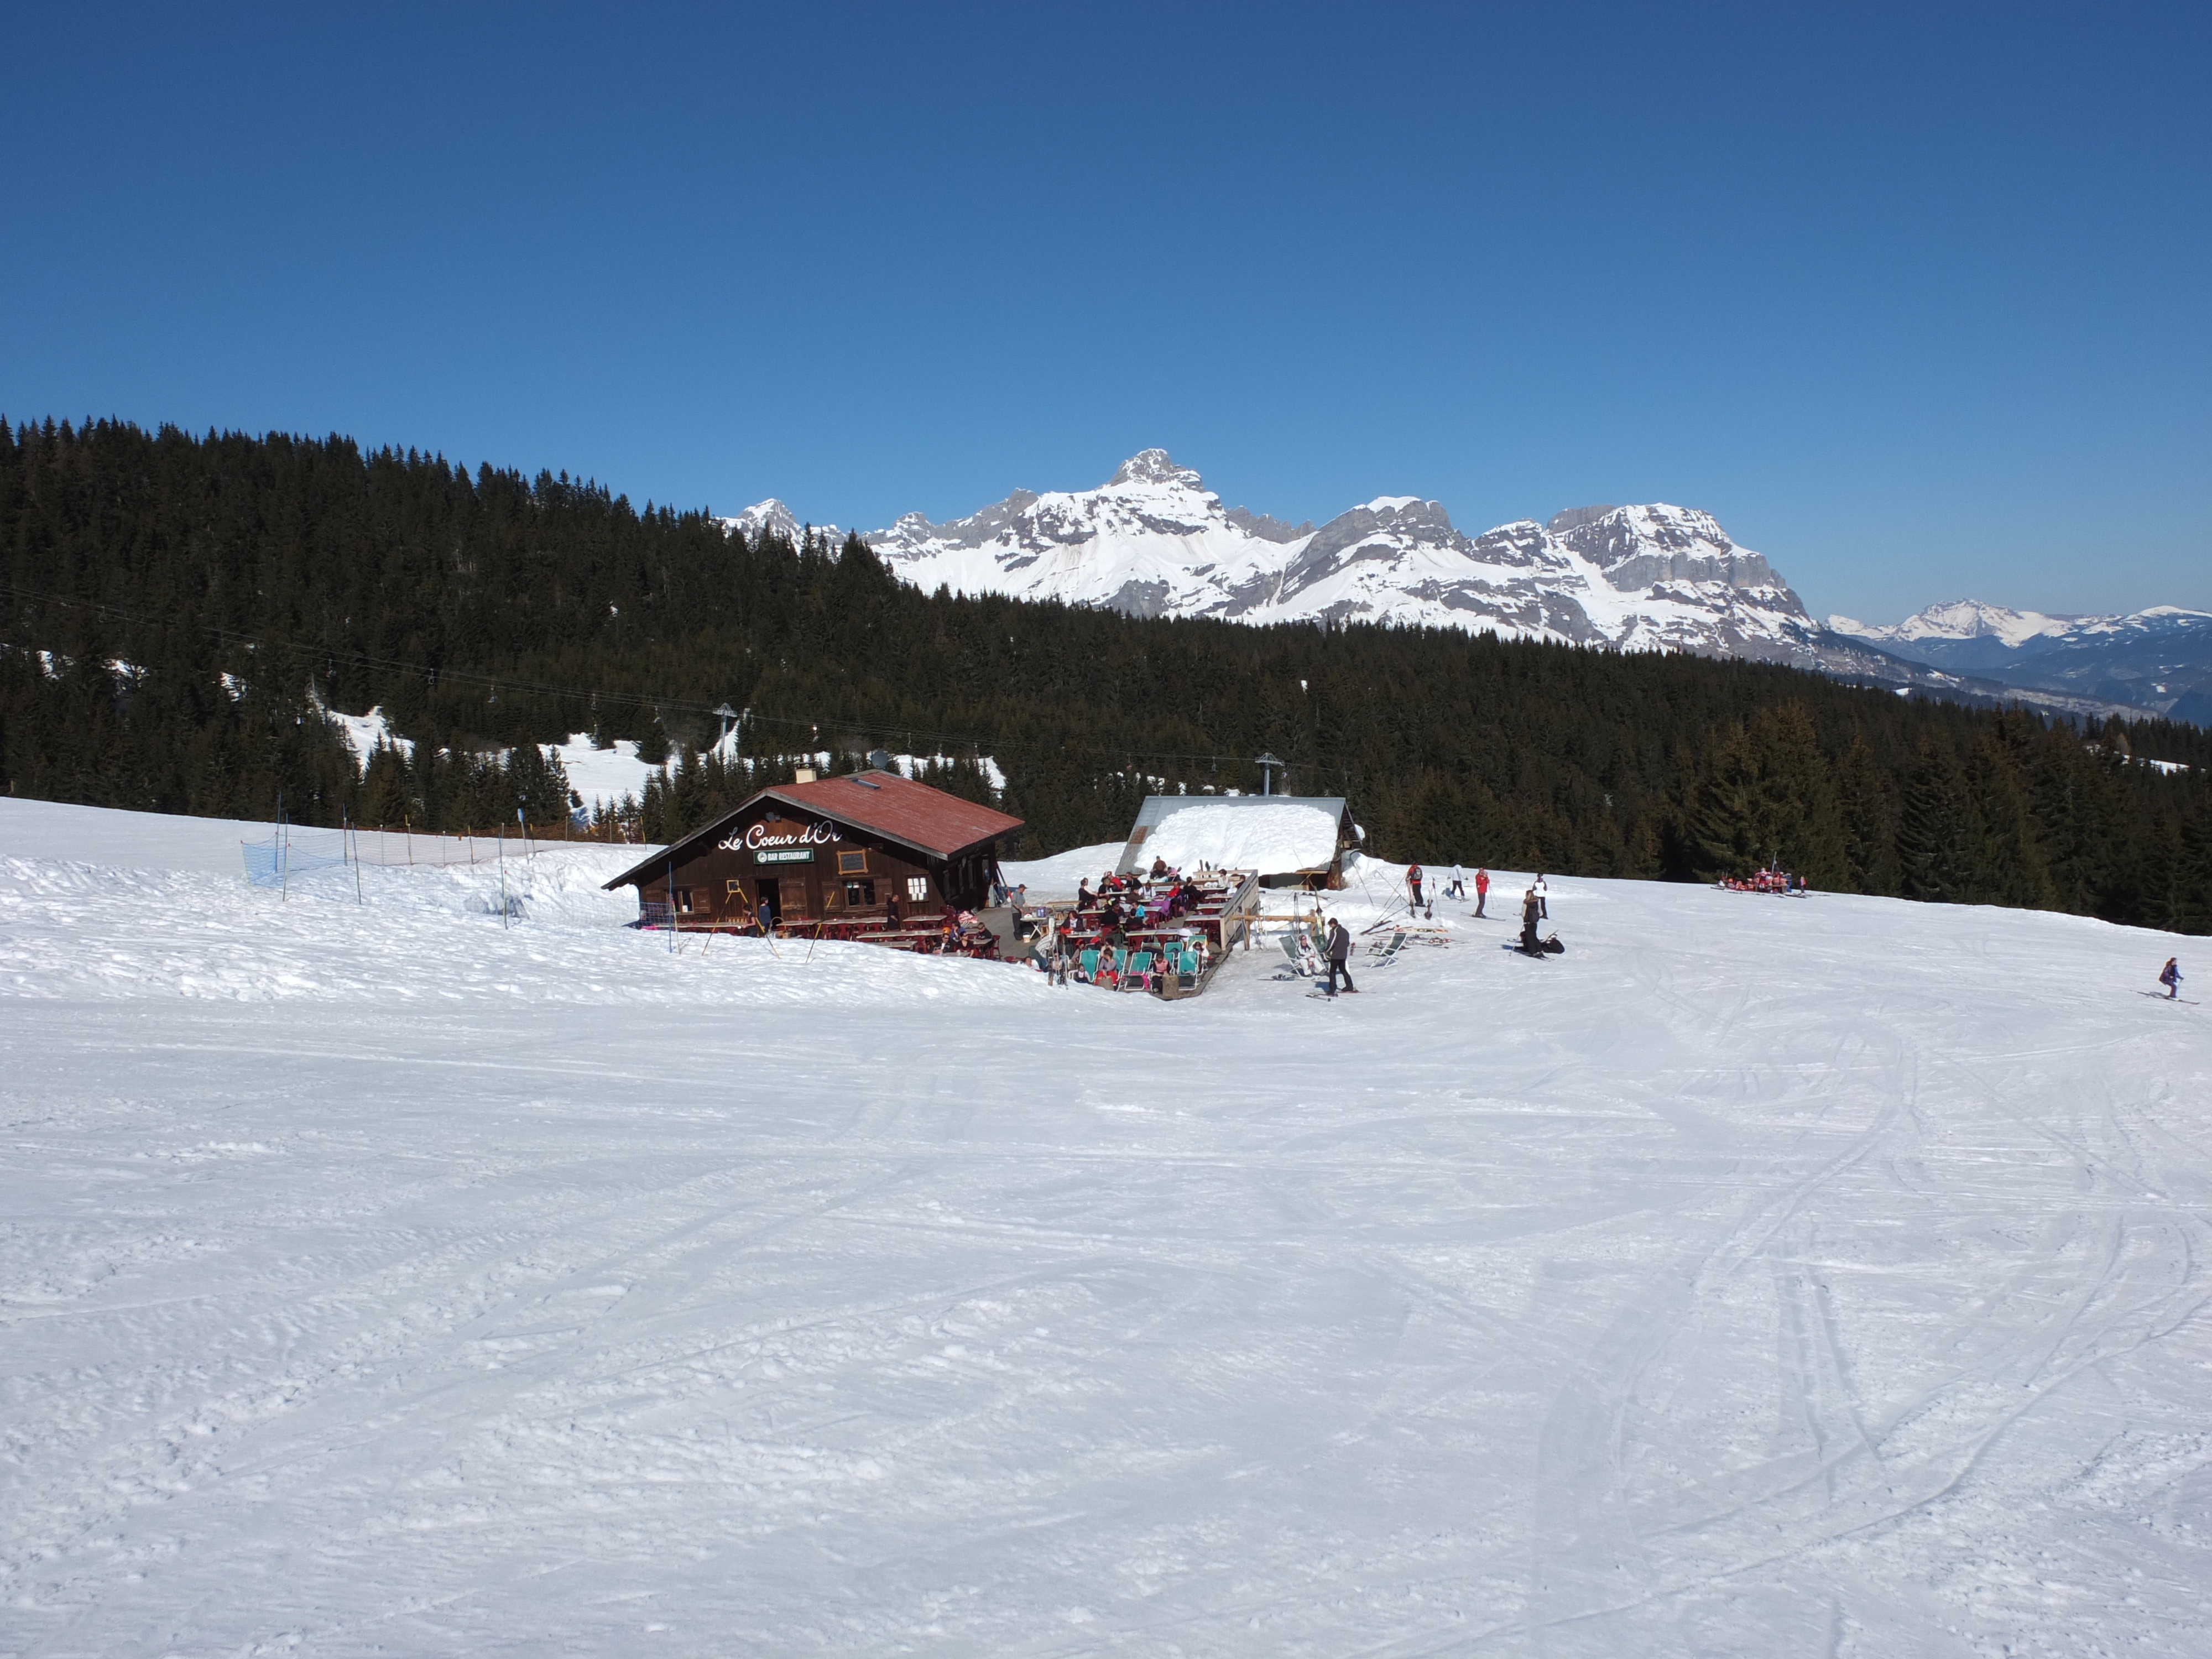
[999,839,1124,897]
[0,796,294,874]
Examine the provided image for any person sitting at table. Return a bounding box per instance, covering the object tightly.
[1149,855,1168,879]
[1077,878,1094,912]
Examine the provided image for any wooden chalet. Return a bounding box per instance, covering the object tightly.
[603,770,1025,932]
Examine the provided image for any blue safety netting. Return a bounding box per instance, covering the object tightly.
[242,832,350,888]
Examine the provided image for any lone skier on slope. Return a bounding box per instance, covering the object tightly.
[1533,873,1550,920]
[2161,957,2182,1000]
[1325,916,1357,998]
[1447,864,1466,901]
[1475,867,1490,918]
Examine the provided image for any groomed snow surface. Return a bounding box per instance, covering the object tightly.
[5,800,2211,1656]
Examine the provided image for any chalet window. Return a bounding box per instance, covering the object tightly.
[843,880,876,907]
[907,876,928,902]
[836,850,869,876]
[676,889,696,914]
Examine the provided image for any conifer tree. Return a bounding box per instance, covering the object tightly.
[1835,731,1900,895]
[1960,734,2054,909]
[1898,737,1970,902]
[361,740,413,828]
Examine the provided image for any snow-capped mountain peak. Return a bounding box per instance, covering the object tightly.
[1829,599,2080,649]
[858,457,1834,663]
[1829,600,2212,719]
[722,498,839,546]
[726,451,2205,719]
[1107,448,1204,489]
[862,451,1297,619]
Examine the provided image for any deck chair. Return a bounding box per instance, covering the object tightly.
[1177,945,1201,990]
[1365,930,1409,966]
[1078,947,1100,982]
[1121,948,1154,990]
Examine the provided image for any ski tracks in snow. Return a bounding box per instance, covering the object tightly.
[5,820,2212,1655]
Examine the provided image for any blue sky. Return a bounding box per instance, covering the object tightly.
[4,2,2205,620]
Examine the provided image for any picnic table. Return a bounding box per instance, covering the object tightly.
[865,929,942,951]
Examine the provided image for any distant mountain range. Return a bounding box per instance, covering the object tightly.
[728,452,2211,725]
[1828,601,2212,726]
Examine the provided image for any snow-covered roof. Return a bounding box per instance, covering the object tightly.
[1115,795,1352,878]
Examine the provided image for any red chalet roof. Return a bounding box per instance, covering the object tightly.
[603,770,1024,889]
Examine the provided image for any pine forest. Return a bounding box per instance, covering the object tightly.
[3,418,2208,933]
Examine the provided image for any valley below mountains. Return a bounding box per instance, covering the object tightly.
[736,450,2210,724]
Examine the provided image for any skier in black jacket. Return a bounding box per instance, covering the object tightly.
[1325,916,1357,997]
[1520,887,1541,952]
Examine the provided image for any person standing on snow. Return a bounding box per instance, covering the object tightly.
[1533,872,1550,920]
[1325,916,1357,997]
[1520,886,1541,952]
[1406,863,1425,912]
[2161,957,2183,1000]
[1474,867,1490,917]
[1447,863,1466,901]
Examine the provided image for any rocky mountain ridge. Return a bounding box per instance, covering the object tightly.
[728,451,2201,722]
[856,450,1848,663]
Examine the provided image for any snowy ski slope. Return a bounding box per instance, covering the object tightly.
[4,798,2210,1655]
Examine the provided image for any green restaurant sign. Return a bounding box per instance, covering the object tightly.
[754,847,815,864]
